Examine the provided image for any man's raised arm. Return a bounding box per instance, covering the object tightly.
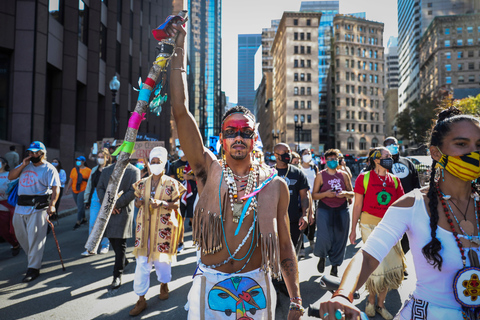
[168,21,212,173]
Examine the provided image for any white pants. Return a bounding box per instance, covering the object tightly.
[133,255,172,296]
[13,210,48,269]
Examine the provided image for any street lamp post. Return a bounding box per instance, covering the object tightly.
[109,76,121,138]
[294,115,305,151]
[272,129,280,146]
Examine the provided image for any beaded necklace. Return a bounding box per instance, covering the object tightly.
[222,161,258,223]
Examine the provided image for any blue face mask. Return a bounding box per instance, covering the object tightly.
[326,160,339,170]
[76,161,82,167]
[386,144,399,155]
[52,162,58,167]
[136,163,145,170]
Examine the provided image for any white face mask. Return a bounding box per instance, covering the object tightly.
[302,154,312,163]
[177,149,185,158]
[150,163,165,175]
[97,158,105,165]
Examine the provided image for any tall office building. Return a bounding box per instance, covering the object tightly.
[397,0,478,113]
[271,11,322,151]
[187,0,222,140]
[300,1,339,153]
[237,34,262,113]
[261,19,280,73]
[0,0,174,168]
[419,13,480,99]
[332,14,385,156]
[386,37,399,89]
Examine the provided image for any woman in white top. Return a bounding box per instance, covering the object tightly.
[300,149,319,253]
[320,107,480,320]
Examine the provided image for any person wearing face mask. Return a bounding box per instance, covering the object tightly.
[96,154,140,289]
[65,156,91,229]
[320,108,480,320]
[81,148,112,256]
[311,149,354,277]
[50,158,67,220]
[9,141,60,282]
[128,147,186,316]
[168,145,197,252]
[342,147,405,319]
[299,149,319,255]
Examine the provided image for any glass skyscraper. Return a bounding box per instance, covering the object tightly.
[237,34,262,114]
[300,1,339,151]
[187,0,222,140]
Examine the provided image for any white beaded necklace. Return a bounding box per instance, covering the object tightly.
[222,161,258,223]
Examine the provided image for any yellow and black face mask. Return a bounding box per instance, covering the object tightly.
[436,148,480,182]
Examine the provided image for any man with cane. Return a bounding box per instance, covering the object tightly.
[9,141,60,282]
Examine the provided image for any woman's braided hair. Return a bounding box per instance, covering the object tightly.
[422,107,480,271]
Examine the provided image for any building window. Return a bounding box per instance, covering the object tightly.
[301,59,305,67]
[307,60,311,68]
[359,138,366,150]
[336,98,340,106]
[307,87,311,95]
[458,63,463,70]
[458,51,464,58]
[100,23,107,61]
[346,98,350,106]
[445,28,450,35]
[359,124,362,132]
[346,72,350,81]
[78,0,89,44]
[294,87,299,95]
[306,19,311,26]
[294,59,298,67]
[352,124,355,132]
[352,86,355,94]
[307,114,311,123]
[301,101,305,108]
[374,51,378,58]
[337,123,340,131]
[446,77,452,84]
[294,101,299,109]
[307,32,311,40]
[445,40,451,47]
[300,33,304,40]
[369,75,373,83]
[375,75,378,83]
[376,125,379,133]
[294,32,298,40]
[352,98,356,106]
[307,101,311,109]
[300,73,305,81]
[469,50,474,57]
[372,138,379,147]
[294,73,298,81]
[336,111,340,119]
[457,39,463,46]
[375,100,379,108]
[459,76,465,83]
[445,64,451,71]
[336,85,340,93]
[307,73,311,81]
[469,75,475,82]
[301,46,305,54]
[469,63,475,70]
[346,85,350,93]
[468,26,473,33]
[468,39,474,45]
[446,52,451,59]
[346,123,350,132]
[294,46,298,54]
[301,87,305,95]
[294,19,298,26]
[345,59,349,68]
[307,46,311,54]
[457,27,463,34]
[347,137,354,150]
[49,0,64,24]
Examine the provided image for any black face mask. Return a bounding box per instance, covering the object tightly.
[30,156,42,163]
[278,152,291,164]
[379,158,393,171]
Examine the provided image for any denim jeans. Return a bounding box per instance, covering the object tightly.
[88,190,109,251]
[72,191,86,222]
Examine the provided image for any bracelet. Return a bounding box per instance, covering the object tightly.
[290,296,302,302]
[289,302,305,315]
[175,47,184,53]
[171,67,186,72]
[332,289,354,303]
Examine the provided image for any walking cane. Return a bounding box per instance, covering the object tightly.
[46,215,66,271]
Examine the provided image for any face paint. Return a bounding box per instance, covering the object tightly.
[221,117,255,139]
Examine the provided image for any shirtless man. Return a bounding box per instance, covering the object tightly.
[168,21,303,319]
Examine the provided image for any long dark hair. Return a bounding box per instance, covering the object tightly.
[52,158,63,172]
[422,107,480,271]
[0,157,10,171]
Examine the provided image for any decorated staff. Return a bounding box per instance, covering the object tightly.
[85,11,188,253]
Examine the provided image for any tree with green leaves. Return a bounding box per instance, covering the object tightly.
[396,97,437,145]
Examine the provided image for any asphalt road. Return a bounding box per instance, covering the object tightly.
[0,209,417,320]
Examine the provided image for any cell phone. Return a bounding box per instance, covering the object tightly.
[92,143,98,155]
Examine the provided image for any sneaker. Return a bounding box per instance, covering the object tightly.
[177,243,184,253]
[11,246,21,257]
[111,276,122,289]
[376,306,393,320]
[81,250,95,256]
[365,301,376,317]
[73,223,81,230]
[99,247,109,254]
[80,218,88,225]
[22,268,40,283]
[317,257,325,273]
[298,248,305,258]
[129,297,147,316]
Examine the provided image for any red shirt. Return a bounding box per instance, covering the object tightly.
[354,170,405,218]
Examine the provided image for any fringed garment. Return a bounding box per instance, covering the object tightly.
[360,211,406,295]
[132,174,186,263]
[192,161,283,279]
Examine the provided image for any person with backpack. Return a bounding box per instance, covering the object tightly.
[312,149,354,277]
[65,156,91,229]
[349,147,405,319]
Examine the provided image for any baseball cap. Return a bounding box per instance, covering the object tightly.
[27,141,46,153]
[76,156,86,162]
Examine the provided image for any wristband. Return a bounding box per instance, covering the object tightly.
[289,302,305,315]
[290,296,302,302]
[332,289,354,303]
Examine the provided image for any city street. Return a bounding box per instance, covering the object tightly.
[0,203,417,320]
